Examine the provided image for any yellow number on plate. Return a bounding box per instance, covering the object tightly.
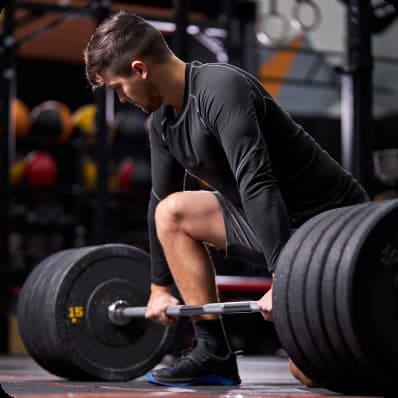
[68,306,84,324]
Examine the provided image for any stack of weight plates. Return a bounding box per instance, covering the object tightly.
[273,199,398,394]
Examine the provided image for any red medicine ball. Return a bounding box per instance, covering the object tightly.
[24,151,57,188]
[118,158,135,193]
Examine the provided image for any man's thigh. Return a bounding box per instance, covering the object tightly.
[212,192,266,267]
[161,190,266,267]
[163,190,227,250]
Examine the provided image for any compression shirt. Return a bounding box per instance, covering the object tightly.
[148,61,368,285]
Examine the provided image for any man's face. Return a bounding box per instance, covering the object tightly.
[101,66,163,114]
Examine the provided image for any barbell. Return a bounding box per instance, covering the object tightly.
[108,300,260,325]
[16,199,398,394]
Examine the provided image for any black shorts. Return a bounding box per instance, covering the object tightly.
[213,192,267,268]
[213,189,370,269]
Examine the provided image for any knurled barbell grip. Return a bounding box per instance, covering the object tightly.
[165,301,261,316]
[110,300,260,323]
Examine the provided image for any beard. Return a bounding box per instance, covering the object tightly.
[137,96,162,114]
[133,80,163,114]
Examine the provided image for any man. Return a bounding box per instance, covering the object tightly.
[84,10,369,387]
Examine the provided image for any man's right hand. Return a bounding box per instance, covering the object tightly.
[145,284,180,325]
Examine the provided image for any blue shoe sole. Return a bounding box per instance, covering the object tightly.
[146,371,240,387]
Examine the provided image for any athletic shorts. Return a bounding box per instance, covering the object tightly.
[212,189,370,269]
[213,192,267,268]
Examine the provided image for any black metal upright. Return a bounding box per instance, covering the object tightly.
[238,0,257,75]
[0,2,17,353]
[173,0,190,60]
[92,85,109,244]
[92,0,112,244]
[225,0,257,74]
[341,0,374,196]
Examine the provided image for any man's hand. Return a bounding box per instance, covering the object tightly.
[145,284,180,325]
[257,273,274,321]
[257,285,273,321]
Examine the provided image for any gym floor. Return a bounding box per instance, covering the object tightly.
[0,355,383,398]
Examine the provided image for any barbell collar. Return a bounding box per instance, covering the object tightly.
[108,300,131,325]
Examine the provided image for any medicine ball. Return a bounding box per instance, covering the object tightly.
[117,157,151,193]
[10,159,26,185]
[72,104,115,144]
[12,98,31,139]
[30,100,73,144]
[0,98,31,139]
[24,151,57,188]
[82,157,97,190]
[114,110,148,149]
[72,104,97,144]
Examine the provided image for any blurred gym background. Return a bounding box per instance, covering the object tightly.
[1,0,397,359]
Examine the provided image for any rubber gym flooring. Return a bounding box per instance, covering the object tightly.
[0,355,382,398]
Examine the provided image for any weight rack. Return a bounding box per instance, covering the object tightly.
[0,0,113,353]
[0,0,259,354]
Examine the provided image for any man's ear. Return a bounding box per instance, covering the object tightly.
[131,60,148,79]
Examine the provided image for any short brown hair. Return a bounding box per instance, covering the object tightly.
[84,10,172,88]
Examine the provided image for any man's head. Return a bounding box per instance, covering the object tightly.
[84,10,174,113]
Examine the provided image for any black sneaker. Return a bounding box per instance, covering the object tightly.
[146,339,241,386]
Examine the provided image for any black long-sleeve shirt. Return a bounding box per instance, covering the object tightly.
[148,61,368,285]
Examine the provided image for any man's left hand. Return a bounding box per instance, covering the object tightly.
[257,285,273,321]
[257,273,274,321]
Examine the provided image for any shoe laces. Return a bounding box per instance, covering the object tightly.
[171,339,209,368]
[170,353,196,369]
[180,338,198,357]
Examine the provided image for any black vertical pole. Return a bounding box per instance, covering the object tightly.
[93,86,108,244]
[173,0,190,60]
[240,0,257,74]
[92,0,112,244]
[225,0,257,73]
[341,0,374,196]
[0,2,16,353]
[225,0,243,68]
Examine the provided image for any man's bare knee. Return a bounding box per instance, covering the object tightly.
[154,191,226,249]
[155,192,186,240]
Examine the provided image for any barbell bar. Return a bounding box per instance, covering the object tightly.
[108,300,261,325]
